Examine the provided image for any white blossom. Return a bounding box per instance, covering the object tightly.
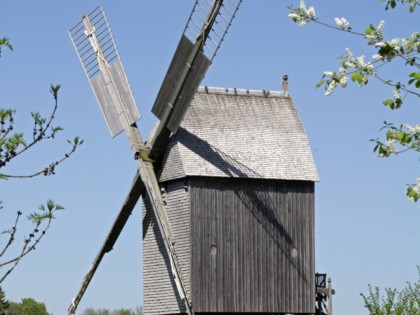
[307,6,316,19]
[372,54,384,61]
[386,139,398,154]
[323,71,334,76]
[402,32,420,53]
[334,17,350,30]
[288,13,301,20]
[340,75,348,87]
[288,0,316,26]
[404,124,415,133]
[377,20,385,32]
[299,0,306,10]
[357,55,366,67]
[378,139,398,157]
[325,80,338,96]
[392,90,402,100]
[345,48,354,59]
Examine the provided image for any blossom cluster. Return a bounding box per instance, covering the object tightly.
[378,138,399,157]
[404,124,420,149]
[365,20,385,45]
[334,17,351,31]
[321,48,376,96]
[401,0,418,12]
[408,177,420,202]
[288,0,316,27]
[373,31,420,62]
[375,123,420,158]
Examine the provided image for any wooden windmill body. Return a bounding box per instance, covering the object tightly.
[143,87,318,314]
[68,2,322,315]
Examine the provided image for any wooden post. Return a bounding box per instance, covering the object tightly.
[328,277,333,315]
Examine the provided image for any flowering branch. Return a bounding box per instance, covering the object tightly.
[0,86,84,179]
[288,0,420,201]
[288,1,420,104]
[0,200,64,283]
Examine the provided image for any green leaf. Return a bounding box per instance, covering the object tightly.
[391,0,396,8]
[383,99,394,108]
[316,79,326,89]
[351,72,364,84]
[49,84,61,101]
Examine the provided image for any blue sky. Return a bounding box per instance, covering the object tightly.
[0,1,419,314]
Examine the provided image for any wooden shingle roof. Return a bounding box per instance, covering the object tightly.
[157,86,319,182]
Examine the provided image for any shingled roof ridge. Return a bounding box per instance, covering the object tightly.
[197,86,287,98]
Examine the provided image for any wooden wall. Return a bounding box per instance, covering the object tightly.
[189,177,315,314]
[143,180,191,315]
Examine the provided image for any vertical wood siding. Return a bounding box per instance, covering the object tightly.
[190,177,315,314]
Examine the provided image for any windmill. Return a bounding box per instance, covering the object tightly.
[68,1,242,314]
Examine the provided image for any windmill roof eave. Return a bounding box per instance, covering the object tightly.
[157,86,319,183]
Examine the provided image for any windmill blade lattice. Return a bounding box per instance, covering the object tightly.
[69,4,140,137]
[69,4,120,79]
[184,0,242,61]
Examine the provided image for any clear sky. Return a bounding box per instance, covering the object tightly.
[0,1,419,315]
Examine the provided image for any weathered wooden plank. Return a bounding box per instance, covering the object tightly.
[189,177,315,313]
[151,35,194,120]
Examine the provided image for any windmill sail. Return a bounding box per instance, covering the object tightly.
[69,5,140,137]
[149,0,242,164]
[68,5,191,315]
